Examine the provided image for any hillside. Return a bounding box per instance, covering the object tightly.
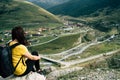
[86,8,120,32]
[0,0,61,30]
[31,33,81,54]
[48,0,120,32]
[48,0,120,17]
[28,0,69,9]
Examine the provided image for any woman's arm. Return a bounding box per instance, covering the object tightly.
[24,52,41,60]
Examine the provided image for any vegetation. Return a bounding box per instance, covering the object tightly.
[0,0,12,2]
[57,52,120,80]
[0,0,120,79]
[66,36,120,61]
[48,0,120,32]
[48,0,120,17]
[0,0,61,31]
[31,33,81,54]
[107,52,120,69]
[28,0,69,9]
[82,32,96,42]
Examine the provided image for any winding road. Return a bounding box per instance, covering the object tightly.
[40,35,119,68]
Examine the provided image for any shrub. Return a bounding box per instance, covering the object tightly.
[107,53,120,69]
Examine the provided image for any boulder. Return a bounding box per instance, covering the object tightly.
[0,72,46,80]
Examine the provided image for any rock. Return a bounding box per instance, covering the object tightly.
[0,72,46,80]
[46,67,83,80]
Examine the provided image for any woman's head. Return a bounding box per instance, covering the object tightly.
[12,26,29,45]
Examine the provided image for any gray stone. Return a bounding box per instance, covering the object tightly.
[0,72,46,80]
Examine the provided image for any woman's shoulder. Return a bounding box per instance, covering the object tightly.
[9,41,27,49]
[17,44,26,48]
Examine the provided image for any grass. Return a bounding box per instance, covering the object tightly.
[28,36,56,46]
[31,33,81,54]
[66,39,120,61]
[37,36,56,43]
[0,0,61,31]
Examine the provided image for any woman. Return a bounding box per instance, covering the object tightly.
[9,26,41,76]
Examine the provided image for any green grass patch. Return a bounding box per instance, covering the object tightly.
[67,40,120,61]
[0,0,61,30]
[31,33,81,54]
[38,36,56,43]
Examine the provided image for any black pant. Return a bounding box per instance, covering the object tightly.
[19,51,40,76]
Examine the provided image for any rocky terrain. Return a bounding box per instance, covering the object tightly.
[57,68,120,80]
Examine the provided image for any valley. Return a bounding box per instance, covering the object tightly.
[1,16,120,80]
[0,0,120,80]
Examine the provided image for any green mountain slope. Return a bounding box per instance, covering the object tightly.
[48,0,120,32]
[87,8,120,32]
[0,0,61,30]
[28,0,69,9]
[48,0,120,17]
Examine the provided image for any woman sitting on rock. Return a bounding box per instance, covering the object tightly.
[9,26,42,76]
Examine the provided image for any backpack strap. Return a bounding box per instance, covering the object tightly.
[9,43,20,49]
[14,56,23,71]
[8,42,23,71]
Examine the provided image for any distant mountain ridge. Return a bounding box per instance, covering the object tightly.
[48,0,120,17]
[28,0,69,9]
[47,0,120,32]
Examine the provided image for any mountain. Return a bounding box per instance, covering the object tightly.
[28,0,69,9]
[48,0,120,17]
[48,0,120,32]
[0,0,61,30]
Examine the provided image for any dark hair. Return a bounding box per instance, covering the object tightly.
[12,26,29,46]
